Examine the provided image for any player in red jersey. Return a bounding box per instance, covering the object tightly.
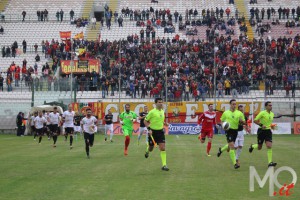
[197,104,217,156]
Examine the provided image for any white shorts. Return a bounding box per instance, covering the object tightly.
[74,126,82,133]
[105,124,113,133]
[139,127,148,135]
[234,131,245,147]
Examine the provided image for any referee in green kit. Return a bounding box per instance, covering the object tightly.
[144,97,169,171]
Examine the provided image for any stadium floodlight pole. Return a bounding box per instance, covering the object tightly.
[118,40,121,115]
[70,37,74,104]
[165,43,168,123]
[213,45,219,110]
[251,98,254,134]
[264,39,267,101]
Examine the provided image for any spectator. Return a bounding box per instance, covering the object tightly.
[70,9,75,20]
[56,10,60,21]
[60,9,64,22]
[22,40,27,54]
[91,17,96,29]
[22,11,26,22]
[35,54,40,62]
[0,25,3,34]
[217,81,224,98]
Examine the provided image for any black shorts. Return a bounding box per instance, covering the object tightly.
[31,126,36,132]
[65,127,74,134]
[84,132,95,146]
[148,129,165,146]
[257,128,272,145]
[225,128,238,143]
[36,128,44,136]
[49,124,58,133]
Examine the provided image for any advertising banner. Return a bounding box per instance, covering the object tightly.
[293,122,300,134]
[252,123,292,135]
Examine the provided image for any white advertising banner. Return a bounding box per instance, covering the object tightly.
[251,123,292,135]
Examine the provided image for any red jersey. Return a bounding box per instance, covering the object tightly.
[198,111,216,131]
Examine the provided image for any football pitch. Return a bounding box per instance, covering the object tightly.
[0,134,299,200]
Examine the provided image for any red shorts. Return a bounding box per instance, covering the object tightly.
[200,129,213,139]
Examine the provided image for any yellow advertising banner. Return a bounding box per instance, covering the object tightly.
[72,101,261,123]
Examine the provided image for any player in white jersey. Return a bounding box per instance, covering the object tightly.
[48,107,60,147]
[34,111,47,144]
[81,108,97,158]
[29,112,38,140]
[62,104,75,149]
[43,110,51,140]
[234,105,248,165]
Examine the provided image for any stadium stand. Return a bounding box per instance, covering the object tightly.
[0,0,300,131]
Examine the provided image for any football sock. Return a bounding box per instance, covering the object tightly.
[207,142,212,154]
[33,133,37,139]
[39,136,42,143]
[160,151,167,166]
[252,144,258,149]
[229,149,236,165]
[110,131,114,141]
[53,135,57,144]
[65,135,68,140]
[70,136,73,146]
[104,130,107,139]
[85,140,89,156]
[146,132,149,143]
[125,136,130,150]
[236,148,242,160]
[221,144,229,152]
[267,149,272,163]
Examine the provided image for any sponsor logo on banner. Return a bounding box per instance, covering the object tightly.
[293,122,300,134]
[168,124,201,134]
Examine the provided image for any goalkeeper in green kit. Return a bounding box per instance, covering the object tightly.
[119,104,137,156]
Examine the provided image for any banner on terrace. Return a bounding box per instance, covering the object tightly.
[59,31,71,39]
[60,59,100,74]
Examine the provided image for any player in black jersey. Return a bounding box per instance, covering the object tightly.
[104,109,114,142]
[138,106,148,145]
[74,112,83,141]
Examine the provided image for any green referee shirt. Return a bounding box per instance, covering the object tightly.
[220,109,245,130]
[145,108,165,130]
[254,110,274,130]
[119,111,137,130]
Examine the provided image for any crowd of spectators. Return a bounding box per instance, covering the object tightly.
[19,31,297,100]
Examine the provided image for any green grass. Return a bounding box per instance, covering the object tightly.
[0,134,299,200]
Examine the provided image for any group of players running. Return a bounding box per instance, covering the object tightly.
[28,98,276,171]
[199,99,277,169]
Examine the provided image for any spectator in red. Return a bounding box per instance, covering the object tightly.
[15,66,21,87]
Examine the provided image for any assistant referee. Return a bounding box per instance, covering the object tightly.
[144,97,169,171]
[249,101,277,167]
